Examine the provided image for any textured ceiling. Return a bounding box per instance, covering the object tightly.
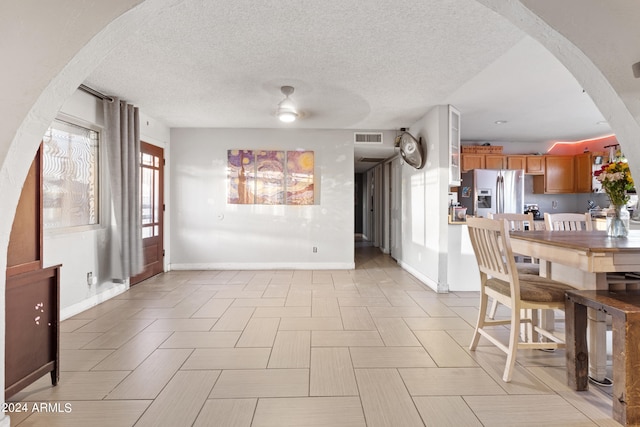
[85,0,610,172]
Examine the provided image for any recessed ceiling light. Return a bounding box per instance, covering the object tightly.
[596,120,608,125]
[494,120,508,125]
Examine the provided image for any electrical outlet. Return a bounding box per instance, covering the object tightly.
[87,272,93,286]
[313,247,318,253]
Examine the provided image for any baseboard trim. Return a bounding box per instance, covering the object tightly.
[397,260,445,293]
[60,282,128,320]
[0,415,10,427]
[170,262,355,270]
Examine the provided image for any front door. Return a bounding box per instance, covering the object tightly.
[131,142,164,285]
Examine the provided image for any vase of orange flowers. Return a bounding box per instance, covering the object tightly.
[594,161,634,237]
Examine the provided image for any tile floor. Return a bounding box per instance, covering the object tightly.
[6,246,620,426]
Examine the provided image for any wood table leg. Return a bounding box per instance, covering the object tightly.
[612,313,640,426]
[566,296,589,391]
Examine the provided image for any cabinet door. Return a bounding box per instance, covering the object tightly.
[448,105,461,185]
[526,156,545,174]
[575,153,592,193]
[485,155,506,169]
[545,156,575,193]
[461,154,484,172]
[507,155,526,170]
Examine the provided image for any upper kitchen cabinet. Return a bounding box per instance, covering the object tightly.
[575,152,593,193]
[460,153,485,172]
[485,154,506,169]
[533,155,575,194]
[507,155,526,171]
[448,105,461,186]
[461,153,484,172]
[525,156,545,175]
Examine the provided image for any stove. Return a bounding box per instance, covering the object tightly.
[524,204,541,220]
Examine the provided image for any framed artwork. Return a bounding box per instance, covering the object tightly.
[227,150,255,204]
[227,149,314,205]
[286,150,314,205]
[255,150,285,204]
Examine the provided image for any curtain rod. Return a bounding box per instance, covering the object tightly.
[78,84,114,102]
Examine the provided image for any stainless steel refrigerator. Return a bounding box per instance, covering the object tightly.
[458,169,524,217]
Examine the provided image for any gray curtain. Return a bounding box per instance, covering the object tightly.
[103,98,143,280]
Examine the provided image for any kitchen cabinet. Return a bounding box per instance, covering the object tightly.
[575,152,592,193]
[448,105,461,185]
[485,154,506,169]
[533,155,575,194]
[460,150,595,194]
[507,155,526,171]
[526,156,545,175]
[463,153,542,174]
[461,153,484,172]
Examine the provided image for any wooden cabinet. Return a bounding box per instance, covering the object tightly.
[526,156,545,175]
[507,155,526,171]
[461,153,484,172]
[6,265,60,399]
[533,155,575,194]
[575,152,592,193]
[459,150,592,194]
[485,155,506,169]
[463,153,543,174]
[6,146,60,399]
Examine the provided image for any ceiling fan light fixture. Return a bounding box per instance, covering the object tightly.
[277,85,298,123]
[278,110,298,123]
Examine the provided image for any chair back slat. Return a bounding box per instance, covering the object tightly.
[544,212,592,231]
[466,217,517,285]
[489,213,535,232]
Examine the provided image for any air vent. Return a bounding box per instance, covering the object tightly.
[354,132,383,144]
[359,157,385,163]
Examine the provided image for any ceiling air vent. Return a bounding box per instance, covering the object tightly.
[354,132,383,144]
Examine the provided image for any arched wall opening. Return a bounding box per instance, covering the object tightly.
[1,2,639,423]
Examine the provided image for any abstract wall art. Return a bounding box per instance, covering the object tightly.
[286,150,314,205]
[227,149,255,204]
[227,149,314,205]
[256,150,285,205]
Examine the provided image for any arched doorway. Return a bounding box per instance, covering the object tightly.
[1,2,640,422]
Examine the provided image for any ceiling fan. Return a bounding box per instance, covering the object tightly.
[397,131,425,169]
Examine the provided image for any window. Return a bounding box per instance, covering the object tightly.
[42,118,100,229]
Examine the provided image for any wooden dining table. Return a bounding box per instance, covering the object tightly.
[509,229,640,383]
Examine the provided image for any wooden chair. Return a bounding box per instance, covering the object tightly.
[467,217,576,382]
[544,212,592,231]
[489,212,534,232]
[487,213,539,320]
[489,213,539,275]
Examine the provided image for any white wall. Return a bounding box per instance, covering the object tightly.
[169,128,354,270]
[44,90,170,319]
[394,106,450,292]
[389,105,487,293]
[447,224,481,291]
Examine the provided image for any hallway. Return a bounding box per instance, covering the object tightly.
[7,247,616,426]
